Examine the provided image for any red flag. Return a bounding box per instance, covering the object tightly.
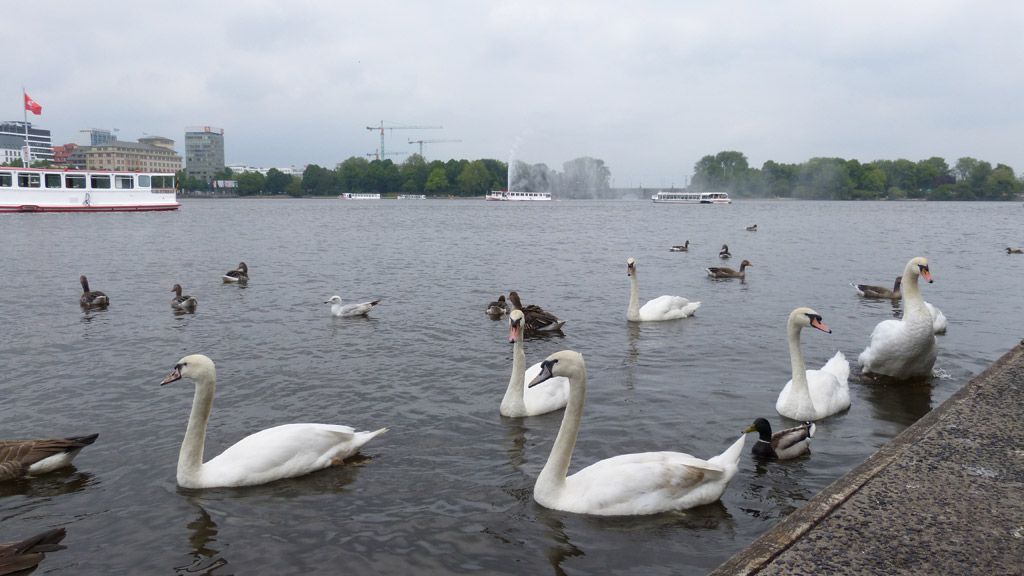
[25,93,42,115]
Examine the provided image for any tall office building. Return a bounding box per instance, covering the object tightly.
[185,126,225,182]
[0,121,53,163]
[76,128,117,146]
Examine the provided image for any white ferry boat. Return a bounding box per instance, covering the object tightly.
[396,194,426,200]
[651,190,732,204]
[486,190,552,201]
[338,192,381,200]
[0,167,179,213]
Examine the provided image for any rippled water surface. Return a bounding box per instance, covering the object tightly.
[2,198,1021,575]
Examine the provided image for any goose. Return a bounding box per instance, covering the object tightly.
[669,241,690,252]
[507,291,566,334]
[528,350,746,515]
[858,257,939,379]
[719,244,732,259]
[743,418,815,460]
[852,276,902,299]
[0,434,99,481]
[500,310,570,417]
[776,308,851,421]
[626,257,700,321]
[746,224,757,231]
[171,284,198,311]
[486,295,510,315]
[1007,247,1023,254]
[222,262,249,283]
[79,275,108,308]
[705,260,753,279]
[325,295,381,317]
[0,527,67,575]
[160,354,387,488]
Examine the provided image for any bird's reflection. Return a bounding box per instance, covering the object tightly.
[0,469,95,499]
[859,374,935,427]
[500,419,529,469]
[535,509,585,576]
[174,501,229,576]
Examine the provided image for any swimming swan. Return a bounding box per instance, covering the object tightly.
[528,350,746,515]
[743,418,814,460]
[0,434,99,480]
[499,310,570,417]
[626,257,700,321]
[858,257,939,379]
[161,354,387,488]
[325,295,381,317]
[775,307,851,421]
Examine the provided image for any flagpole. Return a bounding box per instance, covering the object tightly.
[22,86,30,166]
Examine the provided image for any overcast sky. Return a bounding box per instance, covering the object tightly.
[6,1,1023,187]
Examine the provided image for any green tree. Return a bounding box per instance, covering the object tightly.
[425,166,450,195]
[236,171,265,195]
[337,157,369,193]
[302,164,336,196]
[457,160,492,196]
[264,168,292,195]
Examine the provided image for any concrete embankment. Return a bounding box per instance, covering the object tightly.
[711,340,1024,576]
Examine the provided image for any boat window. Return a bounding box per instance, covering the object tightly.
[66,174,86,189]
[90,175,111,189]
[0,171,10,187]
[45,173,62,188]
[138,174,151,187]
[18,173,41,188]
[115,175,134,189]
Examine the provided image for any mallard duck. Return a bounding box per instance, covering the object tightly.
[222,262,249,283]
[528,350,746,515]
[705,260,753,279]
[161,354,387,488]
[858,257,939,379]
[1,434,99,480]
[486,295,510,315]
[743,418,815,460]
[325,295,381,317]
[669,241,690,252]
[171,284,197,311]
[626,257,700,321]
[719,244,732,259]
[507,291,565,334]
[776,307,851,421]
[1007,247,1023,254]
[852,276,902,299]
[746,224,757,231]
[79,275,109,308]
[0,528,67,574]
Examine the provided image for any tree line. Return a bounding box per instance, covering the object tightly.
[690,151,1023,201]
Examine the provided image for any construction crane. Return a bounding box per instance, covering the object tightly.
[408,139,462,158]
[365,149,406,161]
[366,121,442,159]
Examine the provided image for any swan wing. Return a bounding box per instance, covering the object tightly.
[859,317,937,378]
[925,301,947,334]
[638,295,701,321]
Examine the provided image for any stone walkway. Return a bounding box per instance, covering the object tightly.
[710,341,1024,576]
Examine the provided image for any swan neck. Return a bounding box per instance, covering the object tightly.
[536,363,585,494]
[179,375,214,481]
[501,337,527,414]
[901,269,925,309]
[627,271,641,321]
[787,322,810,396]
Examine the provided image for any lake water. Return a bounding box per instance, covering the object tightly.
[2,198,1021,575]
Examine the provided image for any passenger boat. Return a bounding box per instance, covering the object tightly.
[338,192,381,200]
[486,190,552,201]
[0,167,179,213]
[396,194,426,200]
[651,190,732,204]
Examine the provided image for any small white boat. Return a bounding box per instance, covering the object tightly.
[486,190,552,201]
[396,194,426,200]
[338,193,381,200]
[651,191,731,204]
[0,167,179,213]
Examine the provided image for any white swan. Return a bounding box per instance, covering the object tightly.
[161,354,387,488]
[926,302,948,334]
[775,307,851,421]
[1,434,99,480]
[858,257,939,379]
[171,284,198,311]
[500,310,570,417]
[528,350,746,515]
[222,262,249,283]
[325,295,381,317]
[626,258,700,321]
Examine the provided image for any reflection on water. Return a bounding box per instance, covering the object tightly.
[0,469,96,500]
[175,503,228,576]
[535,510,585,576]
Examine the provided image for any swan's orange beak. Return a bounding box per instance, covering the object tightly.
[810,317,832,334]
[509,321,520,344]
[627,263,634,276]
[161,367,182,386]
[920,267,934,283]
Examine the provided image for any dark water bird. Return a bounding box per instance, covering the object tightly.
[0,434,99,480]
[852,276,902,299]
[746,224,757,231]
[719,244,732,259]
[79,275,108,308]
[743,418,815,460]
[705,260,753,279]
[669,240,690,252]
[507,291,565,334]
[0,527,67,575]
[486,294,510,315]
[1008,247,1023,254]
[222,261,249,283]
[172,284,198,311]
